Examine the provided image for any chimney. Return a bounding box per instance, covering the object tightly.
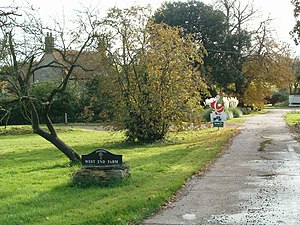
[44,32,54,53]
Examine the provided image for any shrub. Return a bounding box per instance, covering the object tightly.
[231,107,243,118]
[266,91,288,106]
[202,108,213,122]
[240,107,252,115]
[225,109,234,120]
[31,81,82,123]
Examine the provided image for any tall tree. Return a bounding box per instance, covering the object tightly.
[217,0,295,107]
[153,0,227,96]
[289,57,300,94]
[0,5,101,162]
[213,0,256,97]
[291,0,300,44]
[153,0,256,98]
[243,41,295,107]
[102,6,206,142]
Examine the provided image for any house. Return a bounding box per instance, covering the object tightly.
[0,33,115,124]
[32,33,103,84]
[32,33,64,83]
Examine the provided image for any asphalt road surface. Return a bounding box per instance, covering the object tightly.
[142,109,300,225]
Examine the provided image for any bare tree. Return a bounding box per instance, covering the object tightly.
[0,5,101,162]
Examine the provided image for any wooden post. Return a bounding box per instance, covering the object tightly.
[64,113,68,124]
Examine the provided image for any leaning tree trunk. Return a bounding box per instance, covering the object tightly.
[29,101,81,163]
[34,128,81,162]
[7,26,84,163]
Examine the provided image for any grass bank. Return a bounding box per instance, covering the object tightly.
[0,126,237,225]
[284,111,300,126]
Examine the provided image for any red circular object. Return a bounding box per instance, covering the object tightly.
[211,100,224,113]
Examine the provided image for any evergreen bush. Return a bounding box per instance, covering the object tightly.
[202,108,213,122]
[231,107,243,118]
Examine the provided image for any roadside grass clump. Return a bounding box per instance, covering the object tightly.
[0,126,237,225]
[226,117,245,124]
[0,125,33,135]
[284,111,300,127]
[0,125,75,136]
[258,138,272,151]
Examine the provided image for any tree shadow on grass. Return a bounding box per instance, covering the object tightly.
[0,135,196,174]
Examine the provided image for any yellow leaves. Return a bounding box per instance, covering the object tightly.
[244,81,272,108]
[226,83,236,92]
[141,23,206,114]
[0,81,7,91]
[242,47,295,107]
[104,7,208,141]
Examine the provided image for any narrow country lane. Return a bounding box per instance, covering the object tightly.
[142,109,300,225]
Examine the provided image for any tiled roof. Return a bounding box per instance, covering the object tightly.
[34,50,103,81]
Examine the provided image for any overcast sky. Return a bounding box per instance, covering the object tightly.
[4,0,300,55]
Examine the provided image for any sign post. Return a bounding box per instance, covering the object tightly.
[73,149,130,186]
[210,92,227,128]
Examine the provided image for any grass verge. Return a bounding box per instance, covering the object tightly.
[0,126,237,225]
[284,111,300,126]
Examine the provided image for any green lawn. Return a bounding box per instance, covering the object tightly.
[0,126,237,225]
[284,111,300,126]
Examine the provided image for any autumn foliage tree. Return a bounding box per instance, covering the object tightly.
[102,7,206,142]
[243,41,295,107]
[141,23,206,139]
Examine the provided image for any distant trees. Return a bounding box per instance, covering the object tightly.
[153,0,253,97]
[289,58,300,94]
[243,43,295,107]
[153,0,227,96]
[154,0,295,108]
[79,38,119,123]
[291,0,300,44]
[31,81,82,123]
